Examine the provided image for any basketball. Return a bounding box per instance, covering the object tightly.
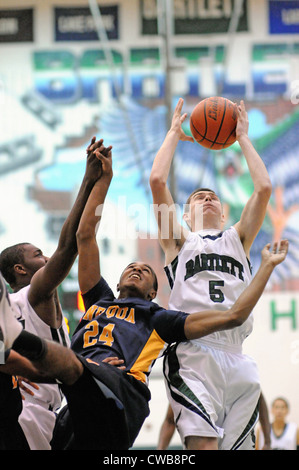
[190,96,237,150]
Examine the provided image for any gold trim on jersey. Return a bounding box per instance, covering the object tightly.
[128,329,167,383]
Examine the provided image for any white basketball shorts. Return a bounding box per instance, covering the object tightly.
[163,338,261,450]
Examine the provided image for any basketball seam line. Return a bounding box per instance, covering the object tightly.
[190,121,235,146]
[212,99,227,146]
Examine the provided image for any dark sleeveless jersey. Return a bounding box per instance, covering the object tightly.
[71,277,188,384]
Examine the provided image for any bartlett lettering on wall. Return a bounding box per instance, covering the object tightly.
[0,9,33,42]
[140,0,248,35]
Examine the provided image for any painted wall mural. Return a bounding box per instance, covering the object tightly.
[1,39,299,288]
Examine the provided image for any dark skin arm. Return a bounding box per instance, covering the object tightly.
[0,350,44,382]
[258,392,271,450]
[76,145,113,295]
[157,404,176,450]
[27,138,104,327]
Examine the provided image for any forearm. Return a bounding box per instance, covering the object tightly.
[157,423,175,450]
[76,177,111,242]
[229,261,274,323]
[238,135,271,193]
[0,351,43,381]
[150,129,180,186]
[259,393,271,448]
[57,175,94,255]
[236,135,272,249]
[185,261,275,340]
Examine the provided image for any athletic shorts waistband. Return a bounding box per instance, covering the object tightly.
[189,338,243,354]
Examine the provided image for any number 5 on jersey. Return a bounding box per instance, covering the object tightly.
[209,280,225,303]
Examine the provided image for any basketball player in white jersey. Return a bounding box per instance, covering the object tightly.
[256,397,299,450]
[0,137,105,449]
[150,99,272,450]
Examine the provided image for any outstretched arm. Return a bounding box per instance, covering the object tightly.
[28,138,104,310]
[150,98,193,264]
[184,240,288,339]
[76,146,113,294]
[234,101,272,257]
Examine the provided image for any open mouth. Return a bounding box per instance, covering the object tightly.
[129,273,141,280]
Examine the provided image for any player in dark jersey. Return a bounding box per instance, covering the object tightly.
[0,145,288,450]
[0,349,41,450]
[0,352,28,450]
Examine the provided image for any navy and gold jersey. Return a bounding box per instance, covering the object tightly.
[71,277,188,384]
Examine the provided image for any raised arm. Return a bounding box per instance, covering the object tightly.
[184,240,288,339]
[76,146,113,294]
[150,98,193,263]
[234,101,272,257]
[28,138,105,310]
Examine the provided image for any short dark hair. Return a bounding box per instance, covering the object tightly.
[185,187,217,207]
[0,243,30,286]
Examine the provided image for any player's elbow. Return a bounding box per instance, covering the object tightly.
[149,172,167,190]
[228,310,246,328]
[257,179,272,200]
[76,225,94,246]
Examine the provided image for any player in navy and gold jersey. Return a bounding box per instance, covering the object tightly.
[71,269,188,385]
[0,144,288,450]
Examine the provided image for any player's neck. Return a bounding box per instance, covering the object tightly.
[272,419,286,429]
[191,221,221,232]
[13,279,31,292]
[118,287,147,301]
[191,214,221,232]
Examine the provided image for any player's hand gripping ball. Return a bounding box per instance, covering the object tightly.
[190,96,237,150]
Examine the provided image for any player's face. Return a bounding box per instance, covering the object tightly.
[21,244,49,276]
[271,399,289,421]
[184,190,224,230]
[118,262,157,300]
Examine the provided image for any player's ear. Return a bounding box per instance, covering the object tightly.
[148,289,157,301]
[116,283,120,292]
[183,211,191,229]
[14,264,27,276]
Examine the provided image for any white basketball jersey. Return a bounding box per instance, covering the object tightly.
[165,226,253,347]
[10,285,70,449]
[258,422,298,450]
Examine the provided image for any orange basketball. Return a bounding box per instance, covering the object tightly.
[190,96,237,150]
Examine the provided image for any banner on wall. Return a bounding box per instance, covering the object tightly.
[269,0,299,34]
[55,5,119,41]
[140,0,248,35]
[0,9,33,43]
